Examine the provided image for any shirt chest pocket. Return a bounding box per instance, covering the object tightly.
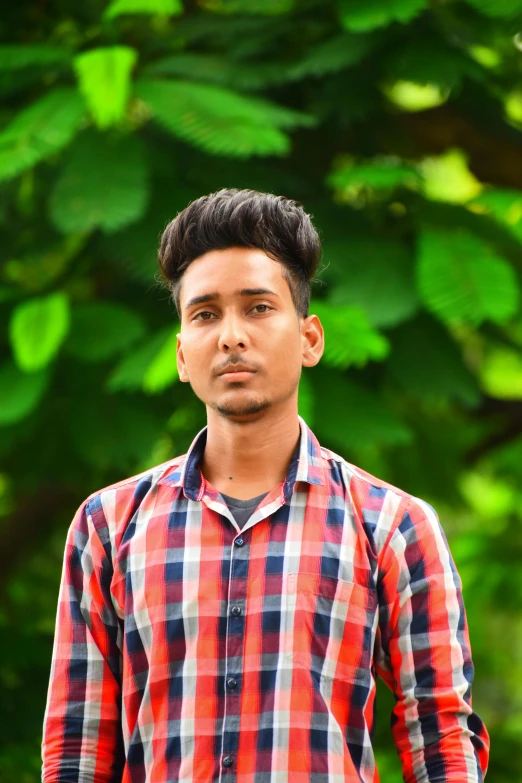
[285,572,376,683]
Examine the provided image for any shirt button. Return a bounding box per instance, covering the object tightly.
[231,605,241,616]
[223,756,233,767]
[227,677,237,689]
[235,537,244,546]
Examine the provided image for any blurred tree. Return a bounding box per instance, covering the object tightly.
[1,0,522,779]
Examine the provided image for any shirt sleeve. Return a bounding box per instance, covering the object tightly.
[374,495,490,783]
[41,497,125,783]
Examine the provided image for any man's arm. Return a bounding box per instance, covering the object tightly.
[374,495,490,782]
[42,497,124,783]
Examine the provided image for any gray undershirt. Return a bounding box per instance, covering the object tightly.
[219,490,269,531]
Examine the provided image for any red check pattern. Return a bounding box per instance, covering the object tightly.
[42,415,490,783]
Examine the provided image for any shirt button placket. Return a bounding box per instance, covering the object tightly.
[221,533,248,779]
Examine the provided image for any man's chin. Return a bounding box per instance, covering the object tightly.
[211,396,271,418]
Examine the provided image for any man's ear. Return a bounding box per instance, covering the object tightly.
[301,314,324,368]
[177,333,190,382]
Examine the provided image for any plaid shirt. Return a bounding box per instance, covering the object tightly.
[42,415,490,783]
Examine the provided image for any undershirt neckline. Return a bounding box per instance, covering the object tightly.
[219,490,269,508]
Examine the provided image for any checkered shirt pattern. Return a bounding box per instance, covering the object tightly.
[42,415,490,783]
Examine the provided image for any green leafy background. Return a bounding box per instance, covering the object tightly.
[1,0,522,779]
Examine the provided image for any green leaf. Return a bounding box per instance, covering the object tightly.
[70,397,163,471]
[327,156,421,198]
[0,45,70,70]
[170,13,274,46]
[382,80,449,111]
[9,291,70,372]
[324,238,419,328]
[298,368,314,427]
[387,315,481,406]
[3,234,87,293]
[464,0,522,17]
[372,751,406,783]
[310,300,389,368]
[288,32,377,80]
[467,45,500,69]
[105,0,182,18]
[470,188,522,243]
[0,361,50,426]
[106,326,180,394]
[384,41,484,90]
[98,184,199,283]
[312,369,413,451]
[420,149,482,204]
[142,54,285,91]
[99,217,166,283]
[49,130,149,234]
[200,0,295,13]
[339,0,426,32]
[74,46,138,129]
[416,229,519,326]
[459,470,516,519]
[0,287,19,303]
[0,88,85,181]
[142,329,179,393]
[64,301,147,362]
[135,78,315,158]
[490,434,522,480]
[480,344,522,399]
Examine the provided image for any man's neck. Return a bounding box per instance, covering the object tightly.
[200,406,301,500]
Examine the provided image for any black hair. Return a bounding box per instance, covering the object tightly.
[157,188,322,319]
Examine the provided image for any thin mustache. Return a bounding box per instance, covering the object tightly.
[216,362,257,375]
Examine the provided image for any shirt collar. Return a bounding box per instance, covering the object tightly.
[160,414,327,502]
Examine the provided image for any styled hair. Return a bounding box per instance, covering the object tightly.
[157,188,322,319]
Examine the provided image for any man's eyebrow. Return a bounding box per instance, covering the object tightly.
[184,288,280,311]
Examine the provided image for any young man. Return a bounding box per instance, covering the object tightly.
[42,189,490,782]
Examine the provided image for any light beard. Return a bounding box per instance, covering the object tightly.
[211,395,271,418]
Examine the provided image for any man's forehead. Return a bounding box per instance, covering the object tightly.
[185,247,283,275]
[179,250,289,307]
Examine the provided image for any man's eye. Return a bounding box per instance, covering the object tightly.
[252,304,273,313]
[193,305,273,320]
[193,311,215,320]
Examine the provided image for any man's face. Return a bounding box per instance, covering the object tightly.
[176,247,323,421]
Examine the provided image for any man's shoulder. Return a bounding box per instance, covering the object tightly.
[320,444,411,499]
[319,444,432,516]
[82,452,188,509]
[319,446,440,548]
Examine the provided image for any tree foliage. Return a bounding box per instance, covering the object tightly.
[1,0,522,779]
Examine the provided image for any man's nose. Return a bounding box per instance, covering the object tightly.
[217,312,249,351]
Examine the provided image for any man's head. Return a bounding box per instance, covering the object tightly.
[157,188,324,421]
[158,188,322,320]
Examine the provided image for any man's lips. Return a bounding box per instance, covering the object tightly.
[219,369,256,381]
[217,364,257,375]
